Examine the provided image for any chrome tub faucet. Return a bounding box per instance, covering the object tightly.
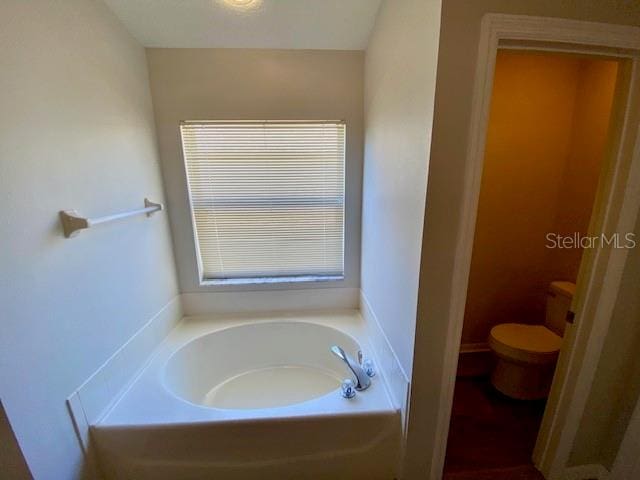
[330,345,372,391]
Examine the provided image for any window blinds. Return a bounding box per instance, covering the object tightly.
[180,121,345,281]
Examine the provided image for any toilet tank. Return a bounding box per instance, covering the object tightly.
[545,281,576,336]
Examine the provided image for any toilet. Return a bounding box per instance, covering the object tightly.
[488,281,576,400]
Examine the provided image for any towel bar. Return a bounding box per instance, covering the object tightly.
[59,198,162,238]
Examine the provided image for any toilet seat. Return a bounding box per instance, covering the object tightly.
[489,323,562,365]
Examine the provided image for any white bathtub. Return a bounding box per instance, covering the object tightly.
[92,311,401,480]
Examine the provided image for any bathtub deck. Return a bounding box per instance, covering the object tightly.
[95,311,398,428]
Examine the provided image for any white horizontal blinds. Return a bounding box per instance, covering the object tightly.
[181,121,345,280]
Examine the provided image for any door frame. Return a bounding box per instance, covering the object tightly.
[434,14,640,480]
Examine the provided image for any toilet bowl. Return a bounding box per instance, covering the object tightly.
[488,281,575,400]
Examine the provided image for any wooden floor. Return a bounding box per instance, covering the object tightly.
[443,377,546,480]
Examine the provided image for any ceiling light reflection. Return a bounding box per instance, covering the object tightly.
[220,0,263,11]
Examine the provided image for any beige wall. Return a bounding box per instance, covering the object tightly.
[146,48,363,294]
[362,0,442,377]
[462,52,617,345]
[0,0,178,478]
[550,59,621,280]
[406,1,640,478]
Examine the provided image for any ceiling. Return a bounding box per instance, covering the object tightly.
[103,0,382,50]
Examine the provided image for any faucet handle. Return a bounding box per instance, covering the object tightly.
[362,358,376,377]
[357,350,375,377]
[341,379,356,399]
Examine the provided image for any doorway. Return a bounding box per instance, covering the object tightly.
[442,49,619,480]
[418,14,640,480]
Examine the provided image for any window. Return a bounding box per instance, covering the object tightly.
[180,121,345,284]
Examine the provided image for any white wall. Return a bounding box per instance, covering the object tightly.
[0,1,179,478]
[361,0,441,378]
[146,48,364,300]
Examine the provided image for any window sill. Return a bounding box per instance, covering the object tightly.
[200,275,344,287]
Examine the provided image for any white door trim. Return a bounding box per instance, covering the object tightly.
[434,13,640,480]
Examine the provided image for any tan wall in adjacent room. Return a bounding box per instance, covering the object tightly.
[461,51,617,345]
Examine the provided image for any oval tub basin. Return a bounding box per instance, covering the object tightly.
[163,321,360,409]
